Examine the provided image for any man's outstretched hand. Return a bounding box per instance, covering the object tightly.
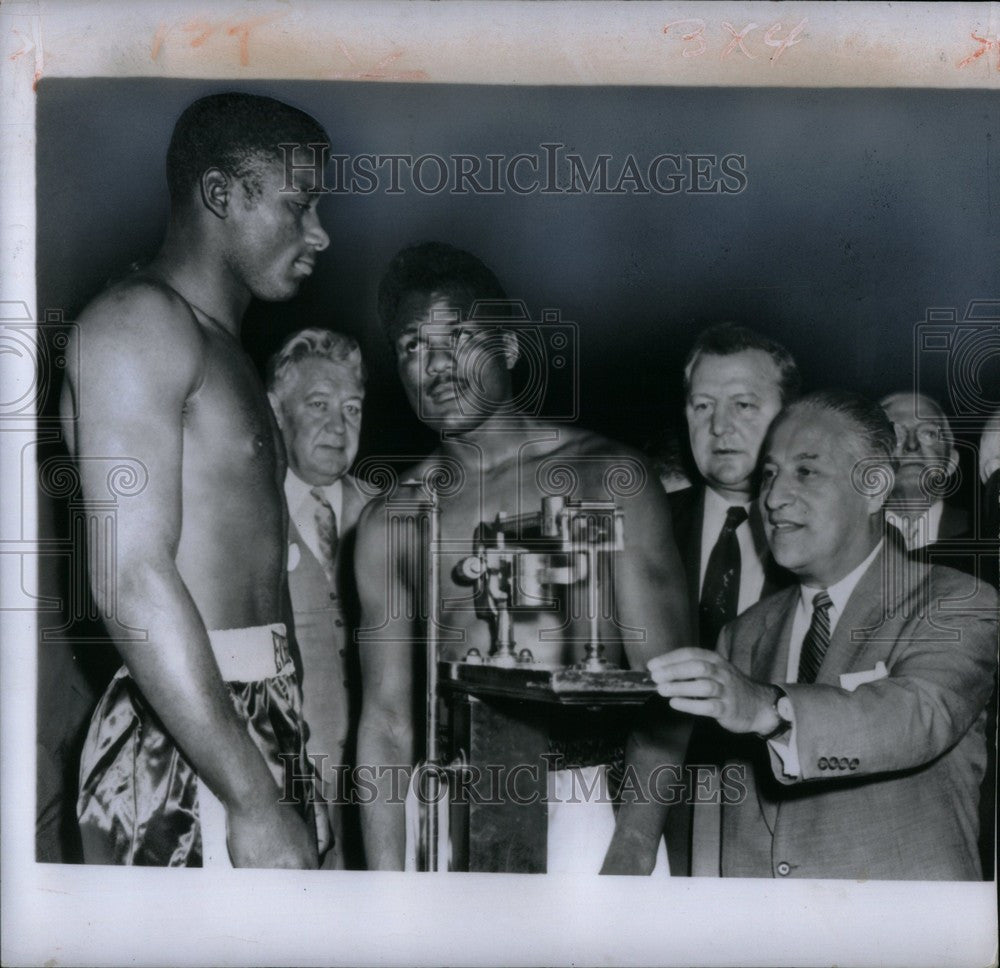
[648,648,779,736]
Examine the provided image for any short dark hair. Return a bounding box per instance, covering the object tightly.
[781,390,898,468]
[683,323,801,405]
[166,92,329,205]
[377,242,507,343]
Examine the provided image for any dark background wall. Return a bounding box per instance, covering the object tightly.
[37,79,999,461]
[33,77,999,863]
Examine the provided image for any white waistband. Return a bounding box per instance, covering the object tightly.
[208,623,293,682]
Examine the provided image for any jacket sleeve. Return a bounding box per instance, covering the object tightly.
[768,575,997,785]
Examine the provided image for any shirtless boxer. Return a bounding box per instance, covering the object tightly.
[355,242,691,873]
[62,93,331,867]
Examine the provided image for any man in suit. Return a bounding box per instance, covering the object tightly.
[879,391,970,558]
[673,324,800,649]
[650,391,997,879]
[667,324,800,872]
[268,328,368,868]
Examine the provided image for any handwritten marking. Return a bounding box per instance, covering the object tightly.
[151,13,285,66]
[957,32,999,70]
[663,19,707,59]
[663,18,807,65]
[763,20,807,63]
[721,22,758,60]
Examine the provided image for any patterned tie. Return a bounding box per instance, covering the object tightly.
[310,487,339,585]
[797,591,833,684]
[699,505,749,649]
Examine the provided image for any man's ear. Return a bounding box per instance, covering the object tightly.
[267,391,284,429]
[502,331,519,370]
[200,167,233,219]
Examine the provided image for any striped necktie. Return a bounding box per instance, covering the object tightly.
[797,591,833,684]
[310,487,339,584]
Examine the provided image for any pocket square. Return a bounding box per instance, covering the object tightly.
[840,661,888,692]
[287,542,301,572]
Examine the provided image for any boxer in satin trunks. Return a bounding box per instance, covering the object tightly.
[77,625,316,867]
[60,93,334,868]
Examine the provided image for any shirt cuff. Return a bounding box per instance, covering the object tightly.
[767,696,801,778]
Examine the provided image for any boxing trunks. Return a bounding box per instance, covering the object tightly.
[77,624,314,866]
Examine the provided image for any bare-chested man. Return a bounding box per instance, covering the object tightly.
[355,242,691,873]
[62,93,331,867]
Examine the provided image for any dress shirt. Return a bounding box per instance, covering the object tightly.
[699,487,766,617]
[769,540,884,777]
[284,471,344,570]
[885,501,944,551]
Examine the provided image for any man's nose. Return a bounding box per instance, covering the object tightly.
[323,408,345,434]
[304,209,330,252]
[710,404,734,436]
[900,427,922,454]
[763,471,793,510]
[424,343,454,375]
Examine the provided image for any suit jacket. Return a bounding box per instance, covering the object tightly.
[709,543,997,880]
[286,474,368,865]
[668,485,792,647]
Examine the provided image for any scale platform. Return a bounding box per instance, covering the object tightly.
[440,659,658,705]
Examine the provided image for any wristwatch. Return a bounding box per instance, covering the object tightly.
[760,685,793,741]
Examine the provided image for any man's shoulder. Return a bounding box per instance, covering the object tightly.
[926,561,998,609]
[75,275,203,361]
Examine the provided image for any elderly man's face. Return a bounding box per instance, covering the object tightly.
[880,393,957,505]
[686,350,784,500]
[760,407,885,587]
[274,357,364,486]
[394,294,517,431]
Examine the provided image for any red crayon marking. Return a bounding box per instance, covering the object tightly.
[957,32,998,69]
[227,14,282,66]
[663,19,708,58]
[764,19,807,64]
[151,23,168,61]
[721,22,758,60]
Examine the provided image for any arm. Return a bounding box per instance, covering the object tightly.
[776,585,997,783]
[601,459,694,875]
[64,285,315,868]
[354,499,416,870]
[650,579,998,784]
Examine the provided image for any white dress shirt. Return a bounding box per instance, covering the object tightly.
[699,487,766,617]
[284,471,343,568]
[770,540,884,777]
[885,500,944,551]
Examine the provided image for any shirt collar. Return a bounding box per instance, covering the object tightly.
[284,470,342,514]
[703,485,751,528]
[799,539,884,615]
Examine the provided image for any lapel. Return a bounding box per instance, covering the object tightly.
[288,514,325,574]
[686,487,706,623]
[812,541,914,684]
[749,586,799,684]
[668,485,704,635]
[339,473,367,533]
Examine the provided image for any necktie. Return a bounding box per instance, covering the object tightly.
[310,487,339,585]
[699,505,749,649]
[797,591,833,684]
